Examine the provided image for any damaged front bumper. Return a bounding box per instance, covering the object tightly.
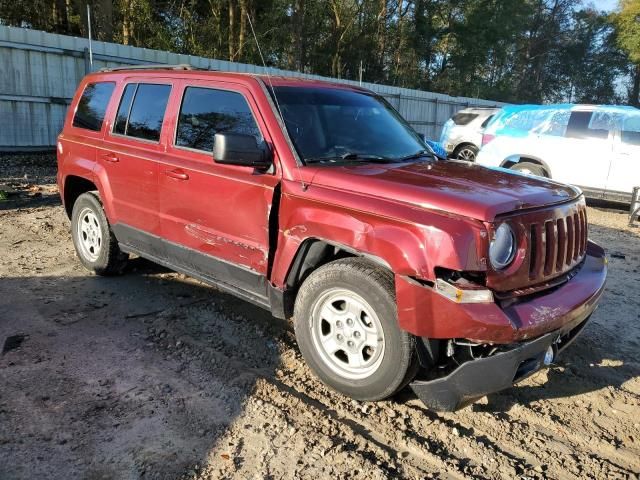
[410,316,589,411]
[398,241,607,411]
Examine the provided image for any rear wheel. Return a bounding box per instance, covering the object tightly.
[453,144,478,161]
[511,161,548,177]
[71,192,128,275]
[293,258,417,401]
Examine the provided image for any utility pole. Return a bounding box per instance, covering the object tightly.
[87,5,93,69]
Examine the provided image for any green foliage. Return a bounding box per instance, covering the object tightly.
[615,0,640,63]
[0,0,635,104]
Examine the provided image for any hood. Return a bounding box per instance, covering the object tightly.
[307,160,580,222]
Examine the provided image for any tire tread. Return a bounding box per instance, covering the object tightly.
[294,257,417,401]
[71,192,128,276]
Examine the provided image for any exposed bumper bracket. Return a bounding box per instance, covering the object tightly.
[409,322,588,411]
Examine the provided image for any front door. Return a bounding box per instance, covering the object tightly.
[607,124,640,199]
[158,80,280,301]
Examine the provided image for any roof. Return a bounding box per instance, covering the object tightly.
[91,64,370,92]
[501,103,640,114]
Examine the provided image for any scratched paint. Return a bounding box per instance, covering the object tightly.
[185,223,261,252]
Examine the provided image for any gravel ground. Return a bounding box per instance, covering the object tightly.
[0,154,638,480]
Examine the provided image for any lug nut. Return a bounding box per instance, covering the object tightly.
[337,334,344,341]
[346,318,354,326]
[336,320,343,328]
[347,340,354,347]
[353,331,361,338]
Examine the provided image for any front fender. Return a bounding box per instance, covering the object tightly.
[270,181,489,289]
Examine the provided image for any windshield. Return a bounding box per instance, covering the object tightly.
[271,86,428,164]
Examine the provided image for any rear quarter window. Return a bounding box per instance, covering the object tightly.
[451,112,478,126]
[72,82,116,132]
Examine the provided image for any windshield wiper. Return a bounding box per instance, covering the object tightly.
[397,149,436,162]
[305,152,392,164]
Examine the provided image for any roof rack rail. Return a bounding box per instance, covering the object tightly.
[99,64,199,72]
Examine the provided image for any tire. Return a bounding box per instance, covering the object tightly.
[293,257,418,401]
[511,161,548,177]
[453,144,478,161]
[71,192,128,275]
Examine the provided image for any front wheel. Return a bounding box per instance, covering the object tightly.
[293,258,417,401]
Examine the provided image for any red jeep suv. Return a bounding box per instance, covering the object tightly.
[57,65,607,410]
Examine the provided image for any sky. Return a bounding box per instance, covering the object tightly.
[589,0,620,12]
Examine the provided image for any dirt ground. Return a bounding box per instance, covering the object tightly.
[0,154,638,480]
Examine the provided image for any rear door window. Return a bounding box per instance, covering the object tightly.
[113,83,171,142]
[72,82,116,132]
[565,111,608,140]
[175,86,262,152]
[113,84,137,135]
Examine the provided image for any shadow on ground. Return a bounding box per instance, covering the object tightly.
[0,267,287,480]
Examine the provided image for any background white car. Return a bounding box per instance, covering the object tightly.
[476,104,640,203]
[439,107,499,160]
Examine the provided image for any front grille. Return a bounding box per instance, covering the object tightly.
[528,203,587,282]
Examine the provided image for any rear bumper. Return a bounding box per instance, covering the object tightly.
[410,317,589,411]
[396,241,607,343]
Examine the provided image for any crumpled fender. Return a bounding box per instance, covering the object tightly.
[270,179,489,289]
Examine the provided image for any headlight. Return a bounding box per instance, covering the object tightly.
[489,223,516,270]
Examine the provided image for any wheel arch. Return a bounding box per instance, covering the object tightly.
[277,237,392,319]
[285,238,391,289]
[63,175,98,218]
[500,155,552,177]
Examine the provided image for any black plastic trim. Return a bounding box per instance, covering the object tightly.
[410,316,591,411]
[113,223,276,310]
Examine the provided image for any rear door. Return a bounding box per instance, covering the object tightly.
[158,79,280,301]
[98,80,173,247]
[547,110,612,194]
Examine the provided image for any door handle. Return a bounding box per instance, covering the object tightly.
[101,152,119,162]
[165,169,189,180]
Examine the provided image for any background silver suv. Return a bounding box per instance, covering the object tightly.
[440,107,499,160]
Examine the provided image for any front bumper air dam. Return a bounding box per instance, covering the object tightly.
[409,319,589,412]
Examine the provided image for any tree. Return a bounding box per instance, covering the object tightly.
[0,0,634,104]
[614,0,640,105]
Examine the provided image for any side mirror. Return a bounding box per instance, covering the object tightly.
[213,132,272,169]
